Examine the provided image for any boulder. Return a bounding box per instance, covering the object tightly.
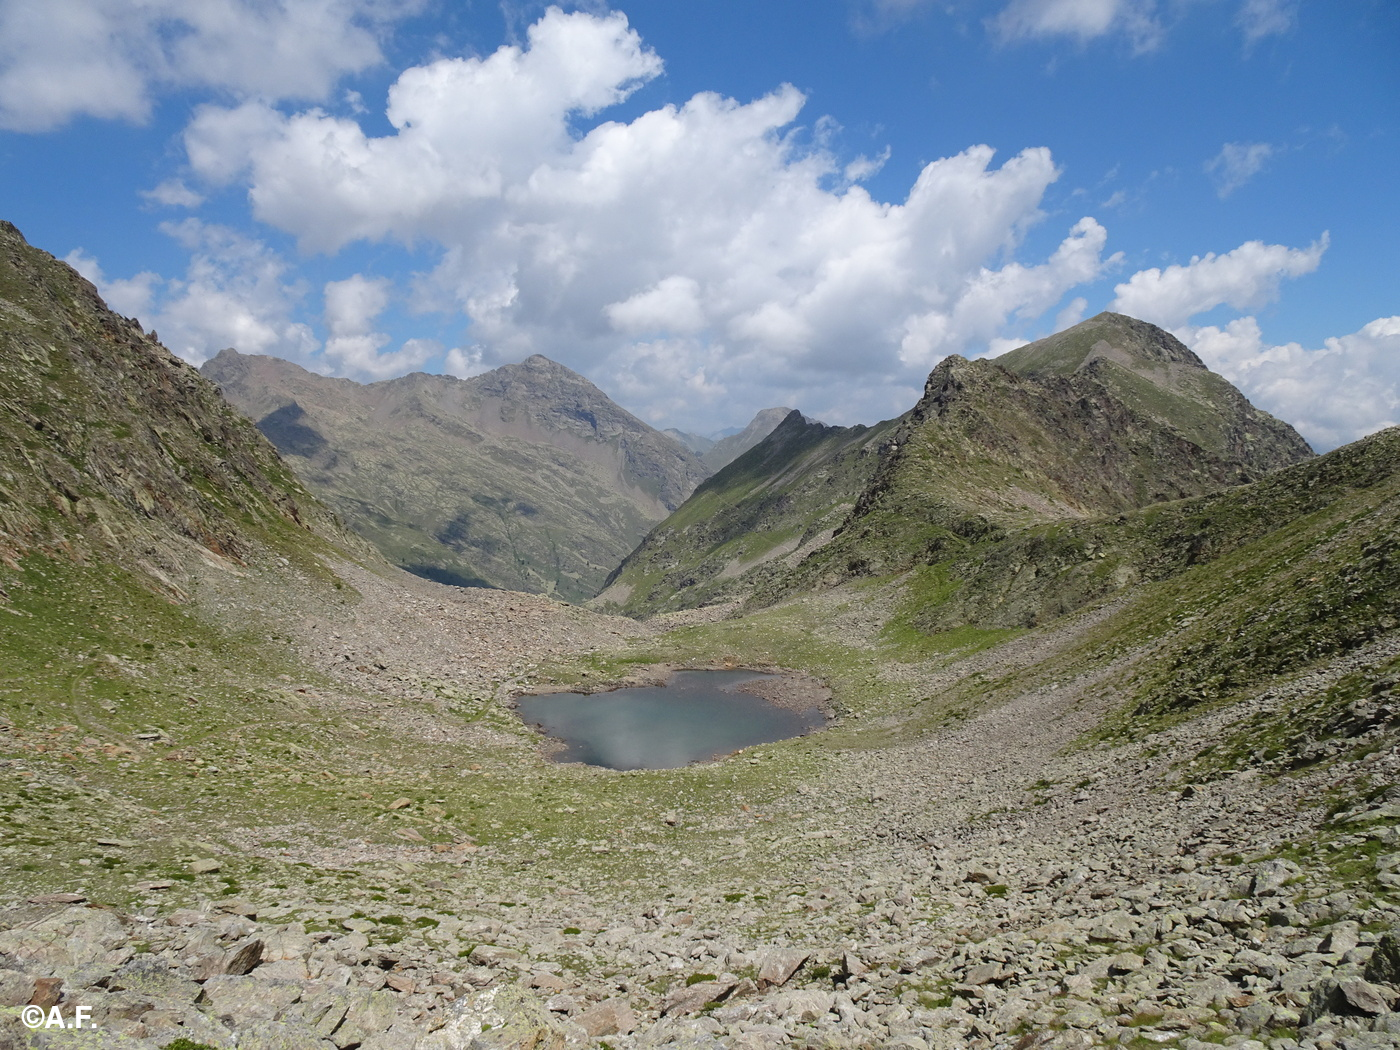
[0,906,128,969]
[419,984,579,1049]
[0,969,36,1007]
[1306,977,1396,1022]
[329,988,399,1048]
[1320,921,1361,956]
[1366,932,1400,985]
[237,1019,338,1049]
[772,988,835,1023]
[200,975,301,1024]
[574,997,636,1036]
[756,948,810,988]
[1086,911,1136,943]
[1248,859,1301,897]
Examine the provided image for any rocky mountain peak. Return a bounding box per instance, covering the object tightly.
[700,406,798,471]
[996,311,1207,377]
[204,347,707,601]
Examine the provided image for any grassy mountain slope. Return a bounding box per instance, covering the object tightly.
[0,220,356,597]
[603,312,1313,617]
[593,410,901,615]
[881,424,1399,698]
[203,349,708,602]
[996,311,1312,472]
[700,406,793,472]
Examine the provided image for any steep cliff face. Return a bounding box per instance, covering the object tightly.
[0,220,352,597]
[203,349,708,602]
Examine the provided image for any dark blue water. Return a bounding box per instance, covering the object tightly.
[516,670,825,770]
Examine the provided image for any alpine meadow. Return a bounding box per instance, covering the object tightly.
[1,3,1398,1050]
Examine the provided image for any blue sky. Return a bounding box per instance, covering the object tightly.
[1,0,1395,449]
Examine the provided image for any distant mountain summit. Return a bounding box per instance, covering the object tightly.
[598,312,1314,616]
[594,410,897,614]
[203,349,708,602]
[995,312,1311,473]
[700,407,794,472]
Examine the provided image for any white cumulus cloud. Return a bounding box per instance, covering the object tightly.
[607,277,707,336]
[179,7,1118,428]
[69,220,317,366]
[0,0,418,132]
[141,179,205,209]
[1187,315,1400,451]
[1109,235,1327,330]
[323,274,437,379]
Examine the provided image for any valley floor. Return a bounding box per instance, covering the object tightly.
[2,558,1399,1050]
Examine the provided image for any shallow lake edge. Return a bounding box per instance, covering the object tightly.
[509,664,838,768]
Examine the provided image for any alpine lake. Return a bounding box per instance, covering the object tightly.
[514,669,828,770]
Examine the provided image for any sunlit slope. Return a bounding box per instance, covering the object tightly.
[995,311,1311,472]
[205,349,708,602]
[593,410,902,616]
[604,313,1314,617]
[777,339,1311,600]
[878,423,1400,764]
[0,217,379,813]
[0,220,357,594]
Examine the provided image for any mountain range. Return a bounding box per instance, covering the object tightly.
[202,349,716,602]
[203,350,792,603]
[4,217,1400,1049]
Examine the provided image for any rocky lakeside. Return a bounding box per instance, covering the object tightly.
[3,564,1399,1050]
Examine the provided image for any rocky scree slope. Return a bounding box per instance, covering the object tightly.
[203,349,709,603]
[0,220,358,600]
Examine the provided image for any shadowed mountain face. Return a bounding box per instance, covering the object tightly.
[699,407,793,472]
[599,312,1315,617]
[0,220,353,598]
[594,410,900,615]
[203,350,708,602]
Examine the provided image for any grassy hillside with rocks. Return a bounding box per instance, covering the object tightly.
[595,411,902,616]
[995,312,1311,474]
[2,221,1400,1050]
[0,222,356,598]
[204,348,708,603]
[601,313,1312,620]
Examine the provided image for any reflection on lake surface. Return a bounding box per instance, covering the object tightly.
[516,670,825,770]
